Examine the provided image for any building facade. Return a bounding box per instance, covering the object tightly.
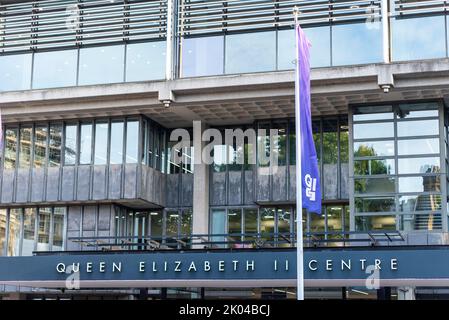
[0,0,449,300]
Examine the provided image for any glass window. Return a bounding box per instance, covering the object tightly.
[399,176,440,193]
[277,208,291,246]
[353,122,394,139]
[355,197,395,213]
[64,124,78,165]
[181,209,192,237]
[52,207,66,251]
[126,41,166,82]
[277,29,295,70]
[0,209,6,255]
[37,207,51,251]
[399,195,441,212]
[0,54,32,91]
[94,122,109,165]
[310,211,325,233]
[397,157,440,174]
[22,208,36,256]
[166,210,179,238]
[392,16,446,61]
[260,208,275,242]
[80,123,93,165]
[244,208,258,241]
[126,120,139,164]
[397,119,439,137]
[327,206,343,234]
[8,209,21,256]
[182,36,224,77]
[332,22,382,66]
[110,121,124,164]
[397,103,439,119]
[19,127,32,168]
[354,140,395,157]
[355,215,396,231]
[49,124,62,167]
[4,128,18,169]
[225,31,276,74]
[398,138,439,156]
[398,213,442,231]
[211,209,226,247]
[228,209,242,244]
[354,177,395,194]
[32,50,77,89]
[34,125,47,168]
[79,45,125,85]
[150,211,163,238]
[354,159,395,175]
[353,107,393,121]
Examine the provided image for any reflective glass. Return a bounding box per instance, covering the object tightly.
[32,50,77,89]
[398,138,439,156]
[181,209,192,236]
[399,176,440,193]
[354,159,395,175]
[0,209,6,255]
[19,127,32,168]
[79,45,125,85]
[126,120,139,163]
[228,209,242,244]
[49,125,62,167]
[355,197,395,213]
[34,126,47,168]
[80,123,93,164]
[94,122,109,165]
[211,209,226,247]
[182,36,224,77]
[277,208,291,246]
[353,112,393,121]
[37,207,51,251]
[8,209,21,256]
[398,213,442,231]
[0,54,32,91]
[310,211,325,233]
[22,208,36,256]
[126,41,166,82]
[109,121,124,164]
[225,31,276,74]
[166,211,179,238]
[397,119,439,137]
[353,122,394,139]
[52,207,66,251]
[332,22,382,66]
[64,124,77,165]
[150,211,163,238]
[354,177,395,194]
[327,206,343,234]
[392,16,446,61]
[397,157,440,174]
[354,140,394,157]
[355,215,396,231]
[396,103,439,119]
[260,208,275,242]
[4,128,18,169]
[244,208,258,242]
[399,195,441,212]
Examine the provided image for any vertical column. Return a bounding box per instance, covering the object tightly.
[192,121,209,238]
[397,287,416,300]
[381,0,391,64]
[165,0,175,80]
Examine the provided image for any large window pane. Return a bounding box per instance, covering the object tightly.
[52,207,66,251]
[126,120,139,163]
[354,177,395,194]
[398,138,439,156]
[19,127,32,168]
[37,207,51,251]
[332,22,382,66]
[8,209,21,256]
[0,54,32,91]
[0,209,6,255]
[355,215,396,231]
[398,213,442,231]
[397,103,439,119]
[397,119,439,137]
[150,211,163,238]
[181,209,192,237]
[211,209,226,247]
[228,209,242,245]
[225,31,276,74]
[397,157,440,174]
[355,197,396,213]
[353,122,394,139]
[79,45,125,85]
[94,122,109,165]
[392,16,446,61]
[49,125,62,167]
[34,126,48,168]
[399,195,441,212]
[32,50,77,89]
[354,140,395,157]
[4,128,18,169]
[110,121,124,164]
[244,208,258,242]
[126,41,166,82]
[354,159,395,175]
[64,124,78,165]
[182,36,224,77]
[166,211,179,238]
[399,176,440,193]
[80,123,93,164]
[277,208,291,246]
[353,106,393,121]
[22,208,36,256]
[260,208,275,242]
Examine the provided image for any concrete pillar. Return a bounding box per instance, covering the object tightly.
[192,121,209,242]
[397,286,416,300]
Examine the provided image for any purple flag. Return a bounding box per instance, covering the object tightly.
[296,24,321,214]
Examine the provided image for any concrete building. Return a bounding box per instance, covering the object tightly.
[0,0,449,300]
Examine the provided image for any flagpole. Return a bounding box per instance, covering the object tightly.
[294,7,305,301]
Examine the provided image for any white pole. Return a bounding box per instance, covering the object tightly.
[294,9,304,301]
